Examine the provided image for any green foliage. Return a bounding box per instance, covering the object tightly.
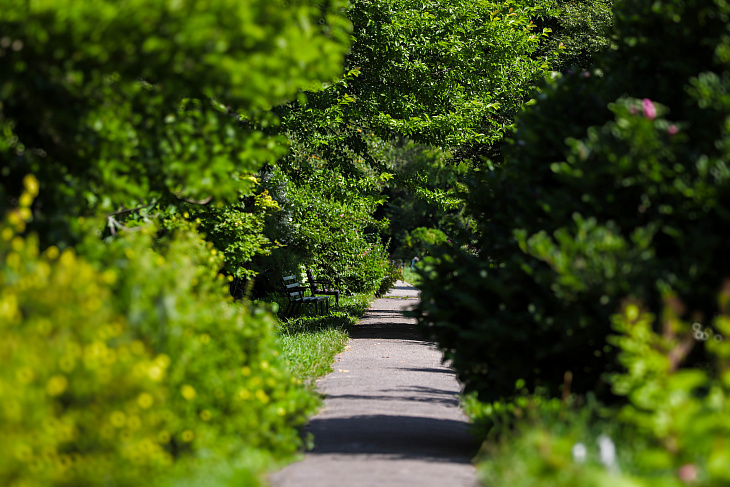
[175,185,283,280]
[0,0,351,242]
[80,222,319,459]
[259,163,391,295]
[0,182,319,486]
[155,449,274,487]
[376,260,403,297]
[374,139,470,257]
[274,0,560,212]
[607,294,730,483]
[258,0,571,299]
[1,177,168,487]
[417,0,730,402]
[340,0,558,149]
[538,0,614,72]
[404,227,449,256]
[468,393,656,487]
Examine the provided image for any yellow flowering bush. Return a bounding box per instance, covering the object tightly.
[85,219,319,459]
[1,177,319,486]
[0,177,169,486]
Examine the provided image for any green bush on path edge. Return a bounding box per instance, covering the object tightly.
[0,178,375,487]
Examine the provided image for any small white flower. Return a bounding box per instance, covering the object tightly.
[572,442,587,463]
[598,434,619,472]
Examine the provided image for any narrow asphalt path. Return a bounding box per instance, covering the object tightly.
[269,281,479,487]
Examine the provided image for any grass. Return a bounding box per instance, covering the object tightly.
[401,265,422,286]
[273,293,371,384]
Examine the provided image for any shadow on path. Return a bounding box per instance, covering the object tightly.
[308,414,478,463]
[352,321,424,341]
[322,385,462,407]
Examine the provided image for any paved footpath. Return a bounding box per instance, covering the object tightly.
[269,281,479,487]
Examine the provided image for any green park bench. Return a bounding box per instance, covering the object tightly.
[280,274,329,317]
[305,268,340,308]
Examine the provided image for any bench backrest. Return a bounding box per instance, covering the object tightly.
[282,275,304,299]
[305,268,319,293]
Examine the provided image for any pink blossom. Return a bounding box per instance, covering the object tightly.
[643,98,656,120]
[678,464,698,483]
[340,213,344,217]
[668,124,678,135]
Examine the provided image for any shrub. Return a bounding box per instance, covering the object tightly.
[404,227,448,258]
[607,290,730,483]
[0,177,168,486]
[1,179,319,486]
[376,260,403,297]
[78,220,319,460]
[258,164,391,296]
[416,0,730,402]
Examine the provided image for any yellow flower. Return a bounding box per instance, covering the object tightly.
[137,393,154,409]
[255,389,269,404]
[18,192,33,207]
[181,384,196,400]
[23,174,39,196]
[0,294,19,321]
[101,269,117,284]
[155,354,170,368]
[1,227,13,241]
[148,365,164,381]
[110,411,127,428]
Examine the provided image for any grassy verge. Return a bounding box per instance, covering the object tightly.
[274,293,371,384]
[401,266,422,286]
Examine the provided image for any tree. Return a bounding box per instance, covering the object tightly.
[275,0,557,184]
[244,0,560,288]
[0,0,351,244]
